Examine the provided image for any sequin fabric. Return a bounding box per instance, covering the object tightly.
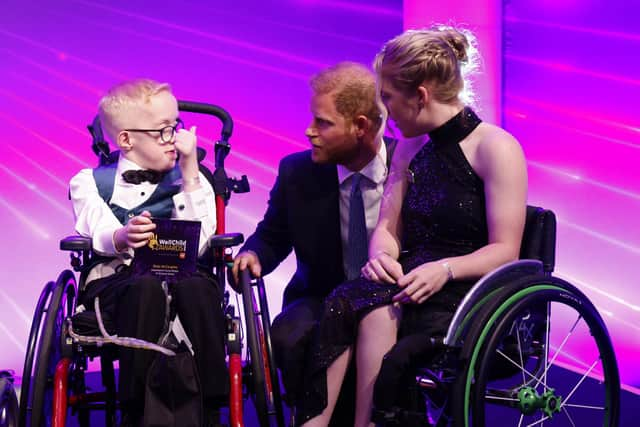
[299,107,489,422]
[399,107,488,275]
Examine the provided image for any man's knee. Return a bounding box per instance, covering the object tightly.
[271,298,323,353]
[271,313,300,354]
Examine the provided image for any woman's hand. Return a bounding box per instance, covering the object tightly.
[361,251,403,284]
[392,261,450,304]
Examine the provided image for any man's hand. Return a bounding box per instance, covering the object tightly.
[361,251,403,284]
[231,250,262,291]
[113,210,156,252]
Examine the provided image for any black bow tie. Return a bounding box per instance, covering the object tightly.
[121,169,165,185]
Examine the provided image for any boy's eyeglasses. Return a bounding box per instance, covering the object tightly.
[125,118,185,143]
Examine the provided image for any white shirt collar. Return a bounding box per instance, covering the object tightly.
[337,138,387,185]
[116,154,145,174]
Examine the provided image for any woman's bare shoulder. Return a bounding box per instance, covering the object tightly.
[473,123,525,177]
[475,123,522,156]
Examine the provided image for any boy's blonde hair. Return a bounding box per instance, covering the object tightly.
[98,78,172,143]
[310,62,382,131]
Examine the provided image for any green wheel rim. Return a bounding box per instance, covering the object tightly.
[462,283,616,426]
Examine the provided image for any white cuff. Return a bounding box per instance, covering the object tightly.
[173,186,209,219]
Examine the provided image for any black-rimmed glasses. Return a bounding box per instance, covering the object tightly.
[125,118,185,143]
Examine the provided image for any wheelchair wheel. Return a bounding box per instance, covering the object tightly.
[18,281,54,427]
[26,271,77,427]
[0,371,19,427]
[239,271,284,427]
[452,276,620,427]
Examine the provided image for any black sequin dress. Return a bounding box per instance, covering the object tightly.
[299,107,489,423]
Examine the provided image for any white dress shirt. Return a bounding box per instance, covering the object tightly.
[69,155,217,280]
[337,141,388,277]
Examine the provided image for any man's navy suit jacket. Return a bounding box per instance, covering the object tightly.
[241,150,345,308]
[242,139,395,309]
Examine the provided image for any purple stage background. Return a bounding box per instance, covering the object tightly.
[0,0,638,394]
[502,0,640,392]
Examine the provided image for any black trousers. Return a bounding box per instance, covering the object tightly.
[271,297,356,427]
[107,271,228,411]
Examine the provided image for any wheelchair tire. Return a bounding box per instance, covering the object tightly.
[28,271,77,427]
[452,276,620,427]
[0,371,19,427]
[255,278,285,427]
[18,281,55,427]
[239,271,284,427]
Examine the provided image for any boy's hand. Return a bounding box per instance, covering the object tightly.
[175,126,200,190]
[175,126,198,164]
[113,210,156,252]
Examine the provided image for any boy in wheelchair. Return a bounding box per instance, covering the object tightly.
[68,79,227,426]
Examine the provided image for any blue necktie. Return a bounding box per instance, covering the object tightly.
[346,173,368,280]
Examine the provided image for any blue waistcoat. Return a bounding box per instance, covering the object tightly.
[92,162,182,224]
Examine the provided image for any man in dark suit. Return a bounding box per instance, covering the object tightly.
[232,62,393,425]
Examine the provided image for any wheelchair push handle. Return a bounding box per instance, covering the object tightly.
[226,265,252,295]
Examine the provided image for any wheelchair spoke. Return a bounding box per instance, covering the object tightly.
[563,403,606,410]
[516,324,526,385]
[563,407,577,427]
[459,283,619,427]
[558,358,600,411]
[496,349,549,389]
[543,302,551,395]
[535,313,582,390]
[525,415,549,426]
[549,344,595,372]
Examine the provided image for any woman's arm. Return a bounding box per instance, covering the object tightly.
[447,125,528,279]
[365,138,424,283]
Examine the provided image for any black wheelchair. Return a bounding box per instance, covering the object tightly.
[1,370,19,427]
[374,206,620,426]
[18,102,285,427]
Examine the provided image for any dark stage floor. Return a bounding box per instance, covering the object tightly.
[16,365,640,426]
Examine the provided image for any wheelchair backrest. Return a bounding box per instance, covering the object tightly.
[444,205,557,346]
[519,206,556,274]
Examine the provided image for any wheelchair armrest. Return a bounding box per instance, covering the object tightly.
[444,259,544,346]
[60,235,92,252]
[208,232,244,248]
